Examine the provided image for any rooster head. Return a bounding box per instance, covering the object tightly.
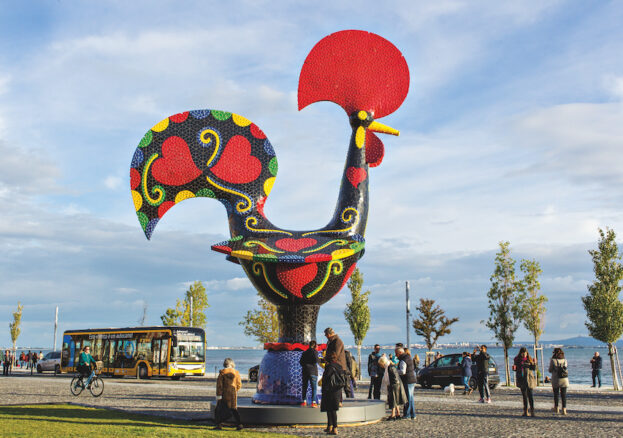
[298,30,409,167]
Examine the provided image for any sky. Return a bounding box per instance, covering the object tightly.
[2,0,623,348]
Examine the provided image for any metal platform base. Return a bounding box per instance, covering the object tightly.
[212,398,386,425]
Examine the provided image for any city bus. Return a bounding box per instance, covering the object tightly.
[61,326,205,379]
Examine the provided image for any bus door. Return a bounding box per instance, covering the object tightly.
[102,339,113,372]
[151,338,166,376]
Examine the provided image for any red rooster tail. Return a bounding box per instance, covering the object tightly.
[297,30,410,119]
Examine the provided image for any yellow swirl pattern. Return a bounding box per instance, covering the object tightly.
[252,262,288,299]
[302,207,359,237]
[142,154,164,205]
[205,175,252,213]
[243,240,285,253]
[301,239,348,254]
[200,129,221,167]
[306,260,344,298]
[245,217,293,236]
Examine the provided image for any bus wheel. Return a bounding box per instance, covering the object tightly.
[54,365,61,374]
[137,364,148,380]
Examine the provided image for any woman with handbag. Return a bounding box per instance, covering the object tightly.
[379,354,407,420]
[321,352,344,435]
[513,347,537,417]
[215,358,243,430]
[548,348,569,415]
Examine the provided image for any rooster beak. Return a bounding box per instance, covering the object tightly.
[368,120,399,136]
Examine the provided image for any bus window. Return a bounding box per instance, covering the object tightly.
[92,338,103,361]
[137,337,151,361]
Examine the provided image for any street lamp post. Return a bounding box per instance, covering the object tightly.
[405,281,410,348]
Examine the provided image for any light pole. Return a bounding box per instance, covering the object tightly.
[53,306,58,351]
[405,281,410,348]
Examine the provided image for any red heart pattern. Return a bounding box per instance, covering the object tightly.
[276,263,318,298]
[275,238,317,252]
[151,136,202,186]
[211,135,262,184]
[346,167,367,188]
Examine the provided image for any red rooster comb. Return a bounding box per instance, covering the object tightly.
[298,30,410,119]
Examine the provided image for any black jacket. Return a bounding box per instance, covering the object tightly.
[320,362,343,412]
[299,347,319,376]
[398,352,417,384]
[591,355,602,370]
[475,351,490,375]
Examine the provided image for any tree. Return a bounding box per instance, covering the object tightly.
[9,302,24,356]
[582,228,623,391]
[160,281,209,329]
[520,259,547,376]
[412,298,458,351]
[239,296,279,344]
[343,268,370,377]
[486,241,525,387]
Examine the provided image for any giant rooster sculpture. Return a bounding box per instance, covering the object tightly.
[130,30,409,403]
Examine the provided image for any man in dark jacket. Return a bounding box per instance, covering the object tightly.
[395,343,417,419]
[590,352,602,388]
[475,345,491,403]
[461,352,473,395]
[367,344,384,399]
[300,340,319,406]
[324,327,349,399]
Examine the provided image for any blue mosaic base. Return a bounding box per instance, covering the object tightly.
[253,350,324,405]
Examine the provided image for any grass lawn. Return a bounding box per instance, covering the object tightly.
[0,404,287,437]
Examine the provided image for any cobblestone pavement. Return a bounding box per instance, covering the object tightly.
[1,374,622,437]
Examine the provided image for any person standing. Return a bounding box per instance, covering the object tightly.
[299,340,319,407]
[324,327,349,400]
[26,351,32,370]
[396,344,417,420]
[30,350,38,375]
[2,350,10,376]
[215,358,243,430]
[549,348,569,415]
[367,344,384,400]
[321,352,344,435]
[380,355,407,420]
[513,347,537,417]
[461,352,473,395]
[475,345,491,403]
[590,352,602,388]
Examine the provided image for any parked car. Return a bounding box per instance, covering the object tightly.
[37,351,62,374]
[417,353,499,390]
[248,364,259,382]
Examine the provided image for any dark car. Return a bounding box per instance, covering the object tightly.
[417,353,499,390]
[249,365,259,382]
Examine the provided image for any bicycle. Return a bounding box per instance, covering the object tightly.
[70,365,104,397]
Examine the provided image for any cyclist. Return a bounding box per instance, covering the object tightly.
[77,346,97,381]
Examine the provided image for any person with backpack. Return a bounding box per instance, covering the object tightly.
[549,348,569,415]
[396,344,417,420]
[321,352,345,435]
[513,347,537,417]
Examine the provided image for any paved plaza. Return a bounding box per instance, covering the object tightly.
[1,372,622,437]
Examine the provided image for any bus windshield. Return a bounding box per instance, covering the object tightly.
[171,340,205,362]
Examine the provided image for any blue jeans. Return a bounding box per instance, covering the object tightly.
[403,383,416,418]
[478,373,490,399]
[592,370,602,386]
[463,375,470,389]
[302,374,318,404]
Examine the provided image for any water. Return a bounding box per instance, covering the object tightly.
[206,346,616,386]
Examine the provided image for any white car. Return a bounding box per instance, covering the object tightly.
[37,351,62,374]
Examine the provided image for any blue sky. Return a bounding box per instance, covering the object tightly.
[2,1,623,348]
